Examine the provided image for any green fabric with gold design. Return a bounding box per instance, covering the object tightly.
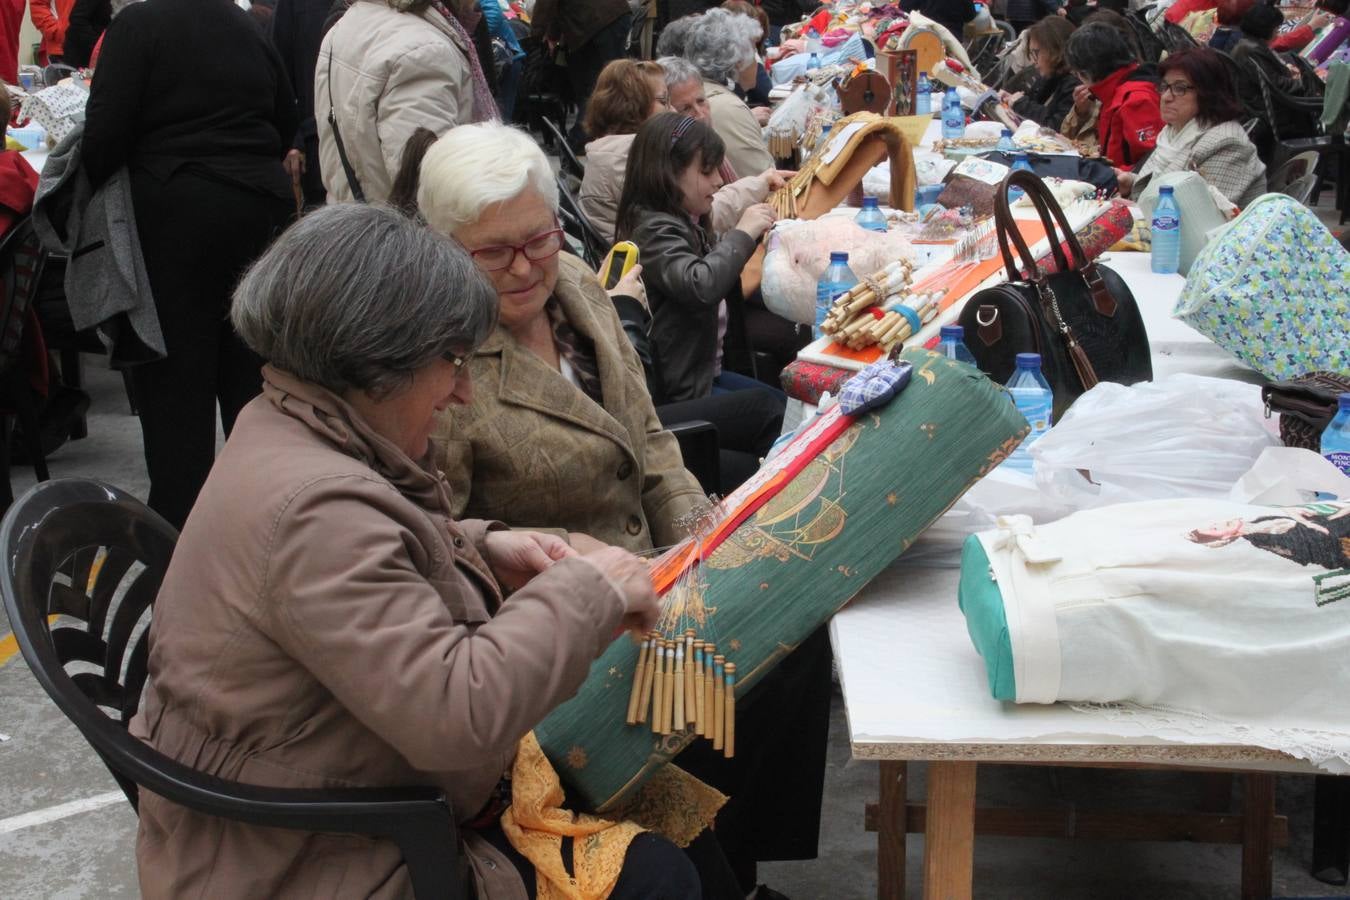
[536,349,1030,812]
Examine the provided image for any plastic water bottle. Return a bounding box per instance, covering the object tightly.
[1005,352,1053,473]
[1151,184,1181,274]
[938,325,977,365]
[1322,393,1350,476]
[854,196,887,232]
[815,251,859,339]
[916,73,932,115]
[996,128,1016,153]
[1007,152,1034,202]
[806,52,821,76]
[941,89,965,140]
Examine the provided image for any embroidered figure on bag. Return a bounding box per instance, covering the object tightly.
[1187,501,1350,606]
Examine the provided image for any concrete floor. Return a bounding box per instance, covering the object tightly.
[1,357,1348,898]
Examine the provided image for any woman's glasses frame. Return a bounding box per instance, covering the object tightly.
[1159,80,1195,98]
[465,221,565,272]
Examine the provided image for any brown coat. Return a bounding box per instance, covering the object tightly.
[130,365,626,900]
[432,253,705,551]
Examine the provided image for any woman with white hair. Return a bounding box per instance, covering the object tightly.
[315,0,495,203]
[682,7,775,179]
[416,122,834,899]
[128,203,716,899]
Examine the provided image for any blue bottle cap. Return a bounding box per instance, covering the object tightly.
[1340,393,1350,411]
[862,196,879,208]
[1001,128,1012,137]
[940,325,965,340]
[829,251,849,262]
[1160,185,1174,195]
[1015,352,1041,367]
[1014,152,1029,162]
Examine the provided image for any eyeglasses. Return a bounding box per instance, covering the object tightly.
[466,224,564,272]
[654,93,670,106]
[1159,81,1194,97]
[442,351,468,368]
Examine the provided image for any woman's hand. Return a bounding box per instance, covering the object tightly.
[1309,10,1333,31]
[283,148,305,181]
[482,530,577,590]
[752,105,772,126]
[759,168,795,192]
[1072,83,1094,115]
[583,546,660,635]
[567,532,609,554]
[1115,169,1135,197]
[607,263,647,307]
[999,90,1024,107]
[734,202,777,240]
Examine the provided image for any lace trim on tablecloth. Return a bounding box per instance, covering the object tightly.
[1067,701,1350,775]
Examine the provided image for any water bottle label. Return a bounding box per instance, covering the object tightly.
[1152,215,1179,229]
[1326,450,1350,475]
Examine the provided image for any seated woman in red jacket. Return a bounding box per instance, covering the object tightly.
[1064,22,1163,170]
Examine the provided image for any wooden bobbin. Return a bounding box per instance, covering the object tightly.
[684,630,697,727]
[673,643,686,733]
[724,662,737,759]
[627,636,651,725]
[651,642,667,735]
[712,654,726,751]
[693,641,707,736]
[703,643,717,739]
[636,631,657,725]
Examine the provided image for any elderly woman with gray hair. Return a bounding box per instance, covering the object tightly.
[127,203,720,899]
[681,7,775,179]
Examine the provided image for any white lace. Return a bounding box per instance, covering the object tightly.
[1067,701,1350,775]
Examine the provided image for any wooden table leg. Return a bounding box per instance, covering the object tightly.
[922,761,978,900]
[1241,772,1275,900]
[878,761,908,900]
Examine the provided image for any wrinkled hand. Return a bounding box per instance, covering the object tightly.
[483,530,577,591]
[760,168,796,192]
[567,531,609,555]
[608,263,646,307]
[1072,83,1094,114]
[1310,11,1333,30]
[583,546,660,635]
[734,202,777,240]
[1000,90,1024,107]
[283,148,305,182]
[752,105,772,126]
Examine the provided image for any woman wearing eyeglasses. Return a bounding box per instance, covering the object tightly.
[1115,48,1266,207]
[1000,15,1080,134]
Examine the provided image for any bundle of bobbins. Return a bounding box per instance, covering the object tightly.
[818,259,951,353]
[624,629,736,758]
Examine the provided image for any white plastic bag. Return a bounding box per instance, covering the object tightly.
[1029,374,1278,508]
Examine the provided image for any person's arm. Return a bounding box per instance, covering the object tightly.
[636,217,758,312]
[262,481,627,772]
[1118,92,1162,170]
[80,4,151,187]
[1271,23,1315,52]
[375,37,467,186]
[264,38,301,157]
[29,0,65,45]
[710,173,770,236]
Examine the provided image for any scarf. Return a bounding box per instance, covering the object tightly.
[388,0,499,122]
[1146,118,1203,176]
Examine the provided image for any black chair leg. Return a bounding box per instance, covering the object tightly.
[59,348,88,438]
[1312,775,1350,885]
[10,376,48,482]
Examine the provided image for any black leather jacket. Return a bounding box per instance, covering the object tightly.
[1012,71,1081,133]
[628,208,757,403]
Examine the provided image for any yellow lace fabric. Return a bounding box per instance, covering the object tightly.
[502,733,726,899]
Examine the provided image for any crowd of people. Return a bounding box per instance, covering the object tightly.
[0,0,1344,897]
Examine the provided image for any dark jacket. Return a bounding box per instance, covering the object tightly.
[1004,0,1059,26]
[629,208,757,403]
[901,0,976,38]
[531,0,629,49]
[268,0,331,199]
[1209,25,1241,53]
[1012,70,1080,132]
[81,0,298,199]
[62,0,109,67]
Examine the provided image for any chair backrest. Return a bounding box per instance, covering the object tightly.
[1267,150,1320,191]
[0,478,178,806]
[541,116,585,180]
[1127,11,1167,63]
[555,174,608,267]
[1278,171,1320,205]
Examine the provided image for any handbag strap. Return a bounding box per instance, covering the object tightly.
[326,51,367,203]
[994,169,1117,317]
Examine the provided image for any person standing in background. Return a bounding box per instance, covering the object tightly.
[0,0,23,83]
[530,0,632,152]
[61,0,110,68]
[29,0,75,66]
[269,0,330,205]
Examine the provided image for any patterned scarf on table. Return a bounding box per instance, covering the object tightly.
[545,298,604,405]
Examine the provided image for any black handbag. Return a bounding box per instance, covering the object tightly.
[957,169,1152,420]
[1261,372,1350,451]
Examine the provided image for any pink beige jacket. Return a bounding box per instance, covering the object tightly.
[130,365,626,899]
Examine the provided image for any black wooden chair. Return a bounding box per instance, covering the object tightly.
[542,116,586,183]
[1126,10,1167,64]
[0,478,464,900]
[556,173,610,268]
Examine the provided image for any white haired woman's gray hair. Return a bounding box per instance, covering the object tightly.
[683,8,762,84]
[230,204,498,398]
[658,55,702,90]
[416,121,558,236]
[656,14,698,58]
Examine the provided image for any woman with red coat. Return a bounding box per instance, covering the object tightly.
[1065,22,1163,170]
